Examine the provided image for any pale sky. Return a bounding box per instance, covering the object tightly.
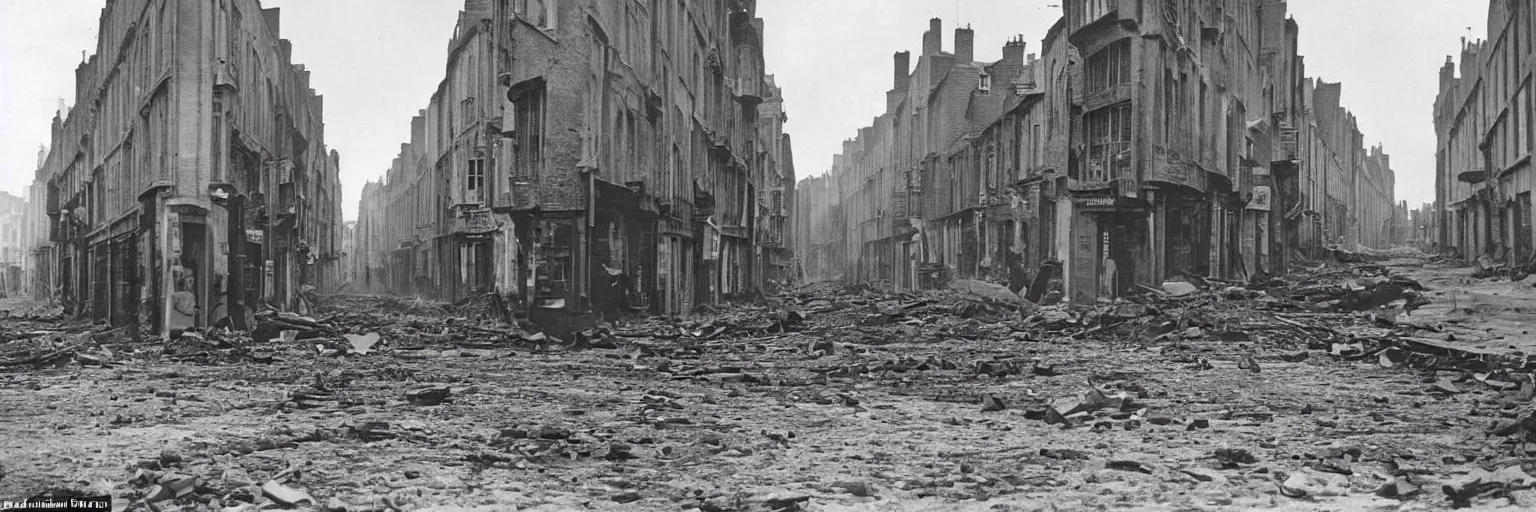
[0,1,1490,217]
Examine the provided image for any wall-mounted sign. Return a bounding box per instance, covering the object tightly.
[1073,197,1116,207]
[1247,186,1272,211]
[462,209,496,233]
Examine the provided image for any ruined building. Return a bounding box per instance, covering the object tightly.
[0,191,27,297]
[1411,202,1438,246]
[1435,0,1534,263]
[339,220,356,289]
[796,0,1397,302]
[756,77,795,290]
[789,19,1051,291]
[1389,200,1412,247]
[354,0,793,334]
[26,145,54,301]
[24,0,342,337]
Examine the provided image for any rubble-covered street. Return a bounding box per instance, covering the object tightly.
[7,252,1536,511]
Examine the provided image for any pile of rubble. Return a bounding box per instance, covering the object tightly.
[0,328,113,368]
[0,257,1493,387]
[0,294,544,370]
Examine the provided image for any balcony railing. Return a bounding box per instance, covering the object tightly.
[461,189,485,206]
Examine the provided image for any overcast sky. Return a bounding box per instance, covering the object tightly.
[0,1,1490,217]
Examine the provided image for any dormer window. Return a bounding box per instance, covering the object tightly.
[979,72,992,94]
[513,0,556,31]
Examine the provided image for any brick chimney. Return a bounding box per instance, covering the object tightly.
[923,18,942,56]
[893,51,911,91]
[1439,55,1456,91]
[1002,36,1026,65]
[955,25,974,63]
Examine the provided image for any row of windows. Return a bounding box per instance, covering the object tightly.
[372,0,762,228]
[1084,40,1130,95]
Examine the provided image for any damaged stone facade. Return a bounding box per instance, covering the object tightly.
[1435,0,1535,264]
[339,220,356,289]
[795,0,1399,303]
[1411,201,1437,246]
[0,191,27,297]
[352,0,794,334]
[22,0,343,338]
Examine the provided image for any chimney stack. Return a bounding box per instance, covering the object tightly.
[1002,35,1026,65]
[893,51,911,91]
[955,25,974,63]
[923,18,942,55]
[1439,55,1456,90]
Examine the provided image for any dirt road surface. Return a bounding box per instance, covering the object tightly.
[5,255,1536,511]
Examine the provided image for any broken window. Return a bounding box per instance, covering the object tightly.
[229,6,241,63]
[1085,104,1132,182]
[466,158,486,204]
[515,0,555,30]
[534,219,575,300]
[1084,39,1130,95]
[513,88,544,181]
[1163,69,1176,145]
[1198,81,1207,160]
[92,168,104,226]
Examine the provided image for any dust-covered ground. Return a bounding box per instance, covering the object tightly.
[6,253,1536,511]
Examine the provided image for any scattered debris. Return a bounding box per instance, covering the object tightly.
[406,386,452,406]
[261,480,316,507]
[343,332,381,355]
[7,253,1536,510]
[980,394,1006,412]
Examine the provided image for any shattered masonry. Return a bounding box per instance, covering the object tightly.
[20,0,345,338]
[348,0,796,337]
[793,2,1407,300]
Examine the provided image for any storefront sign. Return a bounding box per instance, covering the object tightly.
[246,229,264,244]
[1072,197,1116,207]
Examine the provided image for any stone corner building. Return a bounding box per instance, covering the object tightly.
[795,0,1400,301]
[25,0,343,338]
[354,0,794,334]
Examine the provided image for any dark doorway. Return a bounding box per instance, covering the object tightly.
[92,244,109,322]
[1517,193,1532,260]
[180,221,208,328]
[112,235,140,327]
